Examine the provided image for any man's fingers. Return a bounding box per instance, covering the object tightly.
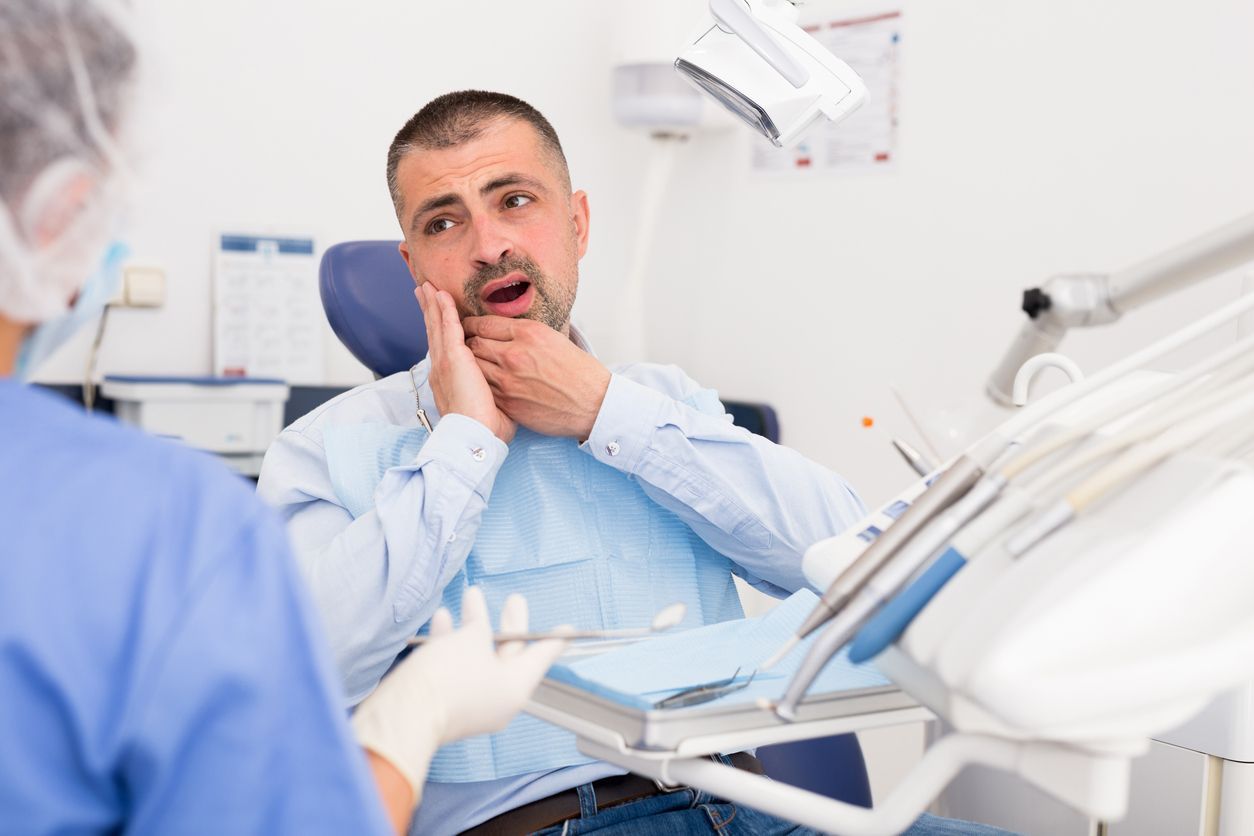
[466,335,504,365]
[475,355,504,388]
[462,315,517,341]
[417,284,443,356]
[435,290,468,353]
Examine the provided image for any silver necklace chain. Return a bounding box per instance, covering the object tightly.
[409,366,434,433]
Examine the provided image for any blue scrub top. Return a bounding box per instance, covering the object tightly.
[0,381,391,834]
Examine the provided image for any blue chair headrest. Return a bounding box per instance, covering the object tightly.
[320,240,428,379]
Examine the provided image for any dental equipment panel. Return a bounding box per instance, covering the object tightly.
[776,284,1254,721]
[101,375,289,477]
[675,0,867,148]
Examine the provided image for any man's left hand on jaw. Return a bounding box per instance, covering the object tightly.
[463,316,611,440]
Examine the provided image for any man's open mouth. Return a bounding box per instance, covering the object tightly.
[478,274,538,317]
[485,280,531,304]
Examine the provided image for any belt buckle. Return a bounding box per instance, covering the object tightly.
[653,778,688,793]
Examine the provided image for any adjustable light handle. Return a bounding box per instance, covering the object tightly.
[986,317,1066,406]
[709,0,811,87]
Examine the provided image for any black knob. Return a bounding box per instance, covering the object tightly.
[1022,288,1052,319]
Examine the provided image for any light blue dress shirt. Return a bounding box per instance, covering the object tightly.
[256,328,866,836]
[0,380,391,835]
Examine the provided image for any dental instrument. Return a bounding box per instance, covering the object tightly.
[406,602,687,647]
[654,666,758,709]
[892,437,936,478]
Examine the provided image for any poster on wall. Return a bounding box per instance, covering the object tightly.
[212,233,323,383]
[752,8,902,174]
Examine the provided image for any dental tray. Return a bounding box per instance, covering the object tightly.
[529,676,916,754]
[527,590,921,754]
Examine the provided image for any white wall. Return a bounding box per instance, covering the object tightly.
[35,0,655,385]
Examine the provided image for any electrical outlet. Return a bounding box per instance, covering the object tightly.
[119,265,166,308]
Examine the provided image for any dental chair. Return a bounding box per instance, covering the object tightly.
[318,240,873,808]
[320,240,429,378]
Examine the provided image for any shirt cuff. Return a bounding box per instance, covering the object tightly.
[413,413,509,496]
[580,373,670,474]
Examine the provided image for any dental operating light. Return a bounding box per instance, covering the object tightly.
[675,0,867,148]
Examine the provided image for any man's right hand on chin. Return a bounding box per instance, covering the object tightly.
[415,283,517,444]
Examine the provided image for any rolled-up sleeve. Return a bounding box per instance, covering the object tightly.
[581,368,866,595]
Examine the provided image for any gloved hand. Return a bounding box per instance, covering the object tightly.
[351,586,568,803]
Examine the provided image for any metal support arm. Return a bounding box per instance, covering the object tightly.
[578,733,1132,836]
[987,212,1254,405]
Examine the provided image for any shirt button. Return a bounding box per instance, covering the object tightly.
[470,447,486,462]
[447,532,457,543]
[606,441,621,457]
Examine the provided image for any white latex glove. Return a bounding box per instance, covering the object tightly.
[351,587,568,803]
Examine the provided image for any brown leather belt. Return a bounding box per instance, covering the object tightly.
[460,752,764,836]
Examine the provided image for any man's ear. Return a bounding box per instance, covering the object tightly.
[398,239,421,285]
[19,159,101,248]
[571,190,590,260]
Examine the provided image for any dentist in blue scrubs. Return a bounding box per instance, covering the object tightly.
[0,2,565,833]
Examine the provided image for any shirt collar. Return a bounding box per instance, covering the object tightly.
[568,321,596,356]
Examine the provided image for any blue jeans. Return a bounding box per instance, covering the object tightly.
[531,755,1014,836]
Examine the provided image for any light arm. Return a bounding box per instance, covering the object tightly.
[987,211,1254,405]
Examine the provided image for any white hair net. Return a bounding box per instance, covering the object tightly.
[0,0,138,324]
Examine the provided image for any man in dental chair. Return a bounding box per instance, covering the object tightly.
[257,90,1006,836]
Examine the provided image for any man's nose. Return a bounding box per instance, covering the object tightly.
[469,213,515,268]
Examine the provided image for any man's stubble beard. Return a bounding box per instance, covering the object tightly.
[462,253,576,333]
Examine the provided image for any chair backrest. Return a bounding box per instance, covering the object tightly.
[756,733,873,808]
[723,401,781,443]
[320,240,427,378]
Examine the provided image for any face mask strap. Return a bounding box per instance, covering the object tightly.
[0,157,118,324]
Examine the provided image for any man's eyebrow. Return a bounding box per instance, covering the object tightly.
[481,174,548,196]
[409,193,462,234]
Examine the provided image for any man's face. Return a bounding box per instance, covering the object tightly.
[396,118,590,335]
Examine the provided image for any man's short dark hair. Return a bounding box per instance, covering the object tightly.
[386,90,570,218]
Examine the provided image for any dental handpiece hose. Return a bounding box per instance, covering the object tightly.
[787,382,1094,654]
[792,457,983,643]
[776,471,1008,720]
